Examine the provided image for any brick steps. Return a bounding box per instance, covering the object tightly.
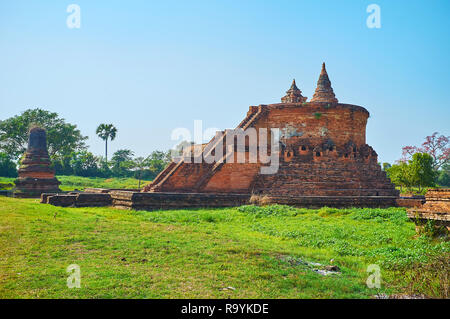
[194,106,265,191]
[110,191,250,210]
[150,161,176,186]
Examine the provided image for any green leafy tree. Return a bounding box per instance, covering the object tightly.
[70,151,101,177]
[96,124,117,164]
[382,162,391,172]
[97,156,112,178]
[0,152,17,177]
[0,108,87,160]
[147,150,171,179]
[53,154,74,176]
[408,153,436,191]
[401,132,449,171]
[437,163,450,187]
[387,162,412,193]
[110,149,134,177]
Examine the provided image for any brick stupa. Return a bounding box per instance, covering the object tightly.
[14,127,61,198]
[141,63,399,208]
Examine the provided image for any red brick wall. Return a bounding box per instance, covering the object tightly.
[255,103,368,147]
[204,163,260,193]
[159,163,213,192]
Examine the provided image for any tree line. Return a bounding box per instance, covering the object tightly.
[382,132,449,192]
[0,108,171,180]
[0,108,448,191]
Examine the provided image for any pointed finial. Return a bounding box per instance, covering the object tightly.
[281,79,307,103]
[291,79,297,87]
[311,62,338,103]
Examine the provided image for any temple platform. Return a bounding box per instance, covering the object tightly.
[407,188,450,229]
[41,190,398,210]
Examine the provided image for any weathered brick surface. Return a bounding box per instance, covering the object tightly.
[14,127,61,198]
[40,193,58,203]
[47,194,77,207]
[44,193,112,207]
[109,191,397,210]
[156,163,214,192]
[204,163,260,192]
[396,197,425,208]
[281,79,307,103]
[111,191,250,210]
[75,193,112,207]
[407,188,450,228]
[310,63,338,104]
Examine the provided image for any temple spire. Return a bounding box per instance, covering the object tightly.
[281,79,307,103]
[289,79,299,91]
[310,63,338,103]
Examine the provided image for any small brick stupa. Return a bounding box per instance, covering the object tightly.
[281,79,307,103]
[14,126,61,198]
[310,63,339,104]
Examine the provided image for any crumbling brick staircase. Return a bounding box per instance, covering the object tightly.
[144,105,265,193]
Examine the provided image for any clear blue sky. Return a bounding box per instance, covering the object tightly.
[1,0,449,163]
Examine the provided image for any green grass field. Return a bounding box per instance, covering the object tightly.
[0,176,151,191]
[0,197,448,298]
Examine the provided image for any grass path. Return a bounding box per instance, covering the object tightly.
[0,197,448,298]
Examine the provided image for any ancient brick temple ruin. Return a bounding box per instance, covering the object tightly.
[136,63,399,208]
[43,63,399,209]
[14,127,61,198]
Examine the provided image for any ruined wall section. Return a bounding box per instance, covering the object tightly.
[203,163,260,193]
[201,102,372,194]
[252,156,396,196]
[146,105,264,193]
[264,102,368,148]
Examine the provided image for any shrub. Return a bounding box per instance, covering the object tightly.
[0,152,17,177]
[249,194,272,206]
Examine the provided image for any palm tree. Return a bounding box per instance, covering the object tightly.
[96,124,117,164]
